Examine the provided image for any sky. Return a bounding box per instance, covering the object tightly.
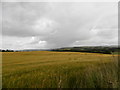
[1,2,118,50]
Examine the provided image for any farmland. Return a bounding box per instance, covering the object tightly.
[2,51,119,88]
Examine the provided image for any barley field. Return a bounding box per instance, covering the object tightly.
[2,51,119,88]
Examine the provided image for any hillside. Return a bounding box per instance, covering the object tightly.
[51,46,119,54]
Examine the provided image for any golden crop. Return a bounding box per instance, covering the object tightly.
[2,51,118,88]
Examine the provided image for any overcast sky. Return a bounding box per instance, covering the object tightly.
[1,2,118,50]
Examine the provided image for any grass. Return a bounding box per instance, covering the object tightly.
[2,51,119,88]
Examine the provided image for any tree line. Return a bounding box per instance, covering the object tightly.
[51,46,119,54]
[0,49,14,52]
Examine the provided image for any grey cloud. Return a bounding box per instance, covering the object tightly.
[2,2,118,49]
[2,2,53,37]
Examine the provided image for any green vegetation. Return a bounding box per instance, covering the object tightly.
[2,51,119,88]
[51,46,119,54]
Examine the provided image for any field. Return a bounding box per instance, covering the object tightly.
[2,51,119,88]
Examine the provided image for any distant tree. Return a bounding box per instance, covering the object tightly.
[2,49,14,52]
